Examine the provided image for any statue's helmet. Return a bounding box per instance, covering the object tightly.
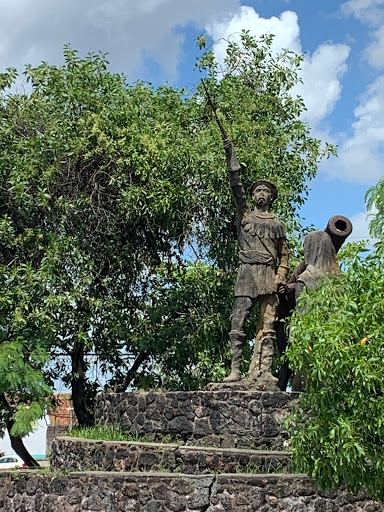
[250,180,278,203]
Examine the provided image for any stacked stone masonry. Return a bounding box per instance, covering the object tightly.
[95,390,298,449]
[51,437,293,474]
[0,472,381,511]
[0,390,381,510]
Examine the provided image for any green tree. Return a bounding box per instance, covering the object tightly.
[117,262,235,391]
[0,32,334,445]
[287,214,384,499]
[0,47,202,427]
[0,255,53,466]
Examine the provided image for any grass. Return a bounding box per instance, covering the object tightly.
[236,459,292,475]
[66,426,152,443]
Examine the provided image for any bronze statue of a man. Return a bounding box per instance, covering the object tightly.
[222,137,289,389]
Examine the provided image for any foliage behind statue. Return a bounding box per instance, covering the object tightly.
[0,32,335,446]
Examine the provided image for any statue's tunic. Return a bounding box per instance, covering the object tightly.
[225,138,288,298]
[235,210,286,297]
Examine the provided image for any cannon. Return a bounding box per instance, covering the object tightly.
[277,215,353,390]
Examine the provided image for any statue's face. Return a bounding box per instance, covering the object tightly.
[252,184,272,207]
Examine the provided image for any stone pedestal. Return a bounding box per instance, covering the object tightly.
[0,390,380,511]
[95,390,297,450]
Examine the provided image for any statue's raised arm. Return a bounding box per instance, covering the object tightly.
[223,134,248,228]
[202,80,289,391]
[201,80,247,222]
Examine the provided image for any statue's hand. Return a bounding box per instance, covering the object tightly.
[274,273,287,295]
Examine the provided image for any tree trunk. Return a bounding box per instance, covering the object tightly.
[71,341,94,426]
[114,352,149,393]
[0,394,40,468]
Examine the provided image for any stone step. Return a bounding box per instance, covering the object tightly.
[1,471,380,511]
[51,436,293,474]
[95,390,298,450]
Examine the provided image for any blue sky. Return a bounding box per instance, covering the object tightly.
[0,0,383,240]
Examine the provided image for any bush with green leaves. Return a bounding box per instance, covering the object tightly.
[287,236,384,499]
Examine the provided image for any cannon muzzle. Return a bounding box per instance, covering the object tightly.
[324,215,353,252]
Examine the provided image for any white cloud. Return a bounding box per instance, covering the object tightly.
[342,0,384,68]
[319,0,384,185]
[342,0,384,26]
[0,0,239,79]
[350,210,371,239]
[348,208,378,248]
[364,24,384,68]
[332,76,384,184]
[205,6,349,128]
[206,7,302,61]
[205,4,384,188]
[295,44,350,125]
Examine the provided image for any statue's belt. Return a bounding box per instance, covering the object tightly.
[238,250,275,265]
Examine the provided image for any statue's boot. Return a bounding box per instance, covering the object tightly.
[248,331,262,376]
[223,330,245,382]
[248,331,279,391]
[258,333,276,376]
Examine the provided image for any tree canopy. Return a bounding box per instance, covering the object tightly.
[0,32,334,452]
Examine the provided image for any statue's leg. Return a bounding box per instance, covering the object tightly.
[248,304,264,377]
[262,293,279,334]
[248,294,279,389]
[223,296,253,382]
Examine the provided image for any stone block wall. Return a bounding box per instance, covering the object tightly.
[0,390,380,510]
[95,390,298,449]
[46,424,68,455]
[0,471,380,511]
[51,437,292,474]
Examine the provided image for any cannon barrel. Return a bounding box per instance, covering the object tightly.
[287,214,353,286]
[324,215,353,252]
